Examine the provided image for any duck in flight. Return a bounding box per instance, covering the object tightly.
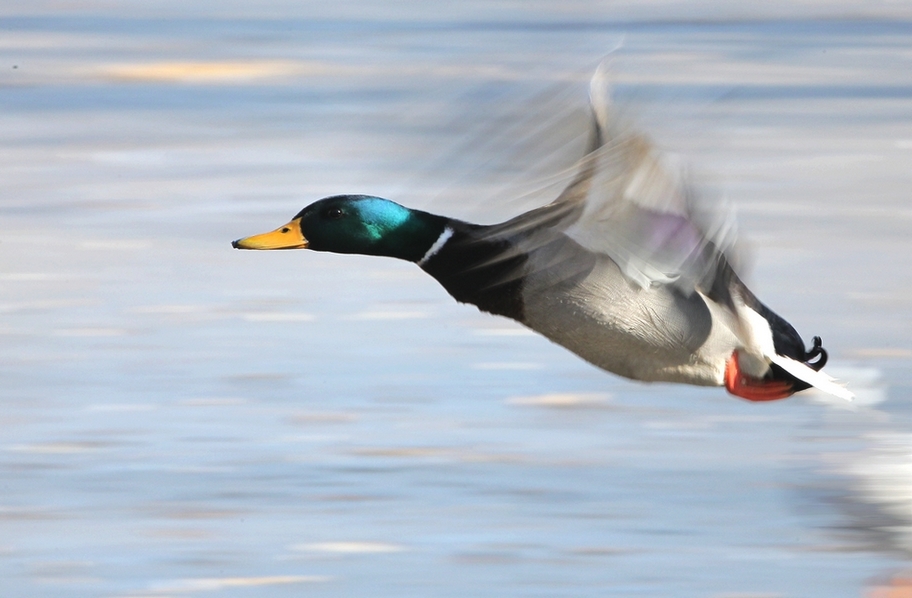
[233,65,851,402]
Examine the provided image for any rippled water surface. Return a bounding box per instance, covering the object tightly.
[2,3,912,597]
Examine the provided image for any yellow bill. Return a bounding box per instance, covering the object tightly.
[232,218,308,250]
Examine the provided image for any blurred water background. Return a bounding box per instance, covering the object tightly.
[2,1,912,597]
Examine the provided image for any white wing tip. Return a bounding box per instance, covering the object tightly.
[589,61,612,132]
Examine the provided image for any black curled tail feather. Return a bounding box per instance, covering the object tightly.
[759,304,830,391]
[730,279,831,389]
[803,336,828,372]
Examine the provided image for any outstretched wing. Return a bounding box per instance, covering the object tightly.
[491,59,745,308]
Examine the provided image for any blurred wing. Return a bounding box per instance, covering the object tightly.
[568,62,742,294]
[491,59,745,304]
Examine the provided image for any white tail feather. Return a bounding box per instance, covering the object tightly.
[738,304,853,401]
[769,354,855,401]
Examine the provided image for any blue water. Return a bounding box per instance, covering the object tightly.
[2,4,912,597]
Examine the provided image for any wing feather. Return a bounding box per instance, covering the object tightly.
[485,59,745,305]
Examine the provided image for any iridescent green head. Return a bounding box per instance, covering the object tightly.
[233,195,448,262]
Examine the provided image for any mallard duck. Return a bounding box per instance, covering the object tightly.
[233,65,852,402]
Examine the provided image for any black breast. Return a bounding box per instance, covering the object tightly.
[419,224,527,322]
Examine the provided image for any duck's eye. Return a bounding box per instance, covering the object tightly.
[325,207,344,219]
